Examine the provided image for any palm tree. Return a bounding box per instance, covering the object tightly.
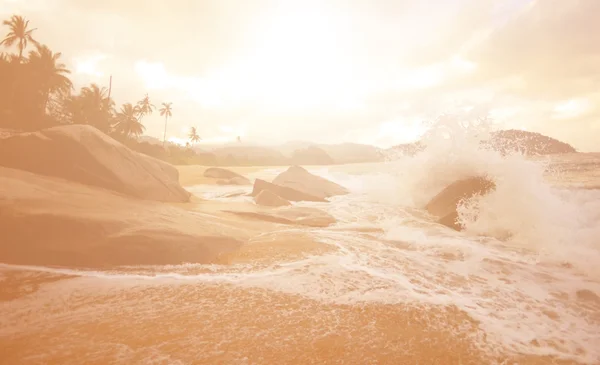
[236,136,241,143]
[1,15,38,62]
[136,93,154,122]
[188,127,201,144]
[159,102,172,146]
[114,103,145,138]
[28,44,72,111]
[65,83,114,132]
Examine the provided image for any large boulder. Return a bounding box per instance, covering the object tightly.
[204,167,249,182]
[0,167,243,268]
[0,125,190,202]
[251,179,326,202]
[425,177,496,230]
[272,166,349,199]
[254,190,291,207]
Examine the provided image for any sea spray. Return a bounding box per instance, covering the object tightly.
[375,115,600,267]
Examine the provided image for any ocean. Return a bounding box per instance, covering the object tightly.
[1,126,599,364]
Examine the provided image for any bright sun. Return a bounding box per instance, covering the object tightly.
[211,2,368,111]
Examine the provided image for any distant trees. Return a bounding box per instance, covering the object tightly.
[188,127,201,144]
[159,102,172,146]
[136,93,155,124]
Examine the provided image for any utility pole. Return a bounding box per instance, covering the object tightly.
[108,75,112,100]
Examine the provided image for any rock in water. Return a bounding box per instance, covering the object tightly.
[203,167,250,184]
[272,165,349,199]
[254,190,291,207]
[0,125,190,202]
[251,179,326,202]
[425,177,495,230]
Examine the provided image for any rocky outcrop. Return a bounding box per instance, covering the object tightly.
[204,167,245,180]
[225,207,336,228]
[0,125,191,202]
[0,167,243,268]
[204,167,251,185]
[290,146,335,165]
[254,190,291,207]
[251,179,326,202]
[425,177,496,230]
[272,166,349,199]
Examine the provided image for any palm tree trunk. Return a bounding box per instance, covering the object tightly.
[163,115,168,147]
[43,90,50,114]
[18,40,23,63]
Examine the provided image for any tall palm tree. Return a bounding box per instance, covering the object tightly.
[1,15,38,62]
[136,93,154,122]
[114,103,145,138]
[188,127,201,145]
[28,44,72,111]
[159,102,172,146]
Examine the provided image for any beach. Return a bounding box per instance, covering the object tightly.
[2,152,600,364]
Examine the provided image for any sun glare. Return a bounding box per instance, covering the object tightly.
[218,1,365,111]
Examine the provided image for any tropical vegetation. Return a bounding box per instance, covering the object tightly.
[0,14,175,144]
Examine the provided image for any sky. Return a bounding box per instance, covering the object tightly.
[1,0,599,151]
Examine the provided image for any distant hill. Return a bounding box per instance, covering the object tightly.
[278,141,384,164]
[486,130,576,155]
[318,143,384,164]
[388,130,576,156]
[210,146,289,166]
[290,145,335,165]
[387,142,425,157]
